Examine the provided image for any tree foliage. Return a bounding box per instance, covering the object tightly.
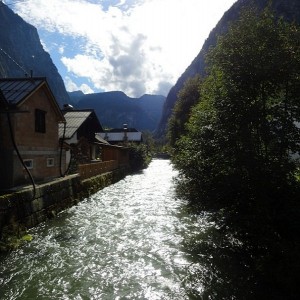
[174,5,300,213]
[128,143,150,172]
[172,6,300,297]
[167,75,202,149]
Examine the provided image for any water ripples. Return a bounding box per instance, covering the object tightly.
[0,159,207,300]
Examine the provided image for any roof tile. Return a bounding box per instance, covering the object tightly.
[0,78,44,105]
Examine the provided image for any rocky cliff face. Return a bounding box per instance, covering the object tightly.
[0,3,69,106]
[155,0,300,138]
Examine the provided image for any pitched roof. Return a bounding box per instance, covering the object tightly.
[107,128,139,133]
[0,77,45,105]
[0,77,64,121]
[95,134,110,145]
[59,110,103,139]
[59,110,91,139]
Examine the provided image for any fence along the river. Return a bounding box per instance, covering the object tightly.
[79,160,119,180]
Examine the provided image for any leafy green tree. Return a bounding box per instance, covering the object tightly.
[174,6,300,297]
[173,4,300,299]
[141,130,155,154]
[174,5,300,224]
[128,143,150,172]
[167,75,202,149]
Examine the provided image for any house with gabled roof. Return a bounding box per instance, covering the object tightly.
[98,124,143,145]
[0,77,65,190]
[59,108,104,171]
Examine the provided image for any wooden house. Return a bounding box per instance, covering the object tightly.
[60,108,130,176]
[59,109,104,170]
[0,77,65,190]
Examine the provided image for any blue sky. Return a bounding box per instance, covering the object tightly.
[8,0,237,97]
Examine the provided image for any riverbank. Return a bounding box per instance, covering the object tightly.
[0,160,194,300]
[0,166,128,251]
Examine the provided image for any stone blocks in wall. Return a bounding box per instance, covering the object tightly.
[0,167,129,243]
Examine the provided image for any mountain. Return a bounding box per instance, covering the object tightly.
[155,0,300,138]
[68,90,85,105]
[0,3,70,106]
[69,91,165,132]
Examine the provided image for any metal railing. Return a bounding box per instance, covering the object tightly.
[79,160,118,180]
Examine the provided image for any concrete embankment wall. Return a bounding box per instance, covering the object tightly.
[0,167,128,246]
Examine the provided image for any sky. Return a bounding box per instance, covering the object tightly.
[7,0,237,97]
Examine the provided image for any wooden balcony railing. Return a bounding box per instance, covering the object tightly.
[79,160,118,180]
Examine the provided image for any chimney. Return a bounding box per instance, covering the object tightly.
[123,123,128,141]
[63,104,74,110]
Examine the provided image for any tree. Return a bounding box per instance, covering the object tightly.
[173,8,300,299]
[174,6,300,297]
[167,75,202,149]
[128,143,150,172]
[174,5,300,219]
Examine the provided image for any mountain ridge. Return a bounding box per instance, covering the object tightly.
[155,0,300,138]
[0,3,70,106]
[0,3,165,132]
[69,91,165,132]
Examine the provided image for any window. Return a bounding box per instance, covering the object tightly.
[35,109,46,133]
[47,158,54,167]
[23,159,33,169]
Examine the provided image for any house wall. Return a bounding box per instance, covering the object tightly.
[0,86,65,190]
[0,115,14,188]
[65,134,78,165]
[98,132,142,143]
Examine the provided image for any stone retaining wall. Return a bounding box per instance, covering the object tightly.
[0,167,128,249]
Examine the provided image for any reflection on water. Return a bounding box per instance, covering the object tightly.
[2,159,292,299]
[0,160,209,300]
[0,160,300,300]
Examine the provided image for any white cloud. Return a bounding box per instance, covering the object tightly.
[64,76,94,94]
[40,39,50,52]
[58,46,65,54]
[13,0,237,97]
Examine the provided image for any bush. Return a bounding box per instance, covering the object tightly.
[128,144,150,172]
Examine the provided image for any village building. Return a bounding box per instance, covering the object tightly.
[97,125,143,145]
[0,78,133,192]
[60,108,130,175]
[0,77,65,190]
[59,108,104,172]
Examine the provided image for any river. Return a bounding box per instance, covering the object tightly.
[0,159,209,300]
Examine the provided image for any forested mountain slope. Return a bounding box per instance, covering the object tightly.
[156,0,300,138]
